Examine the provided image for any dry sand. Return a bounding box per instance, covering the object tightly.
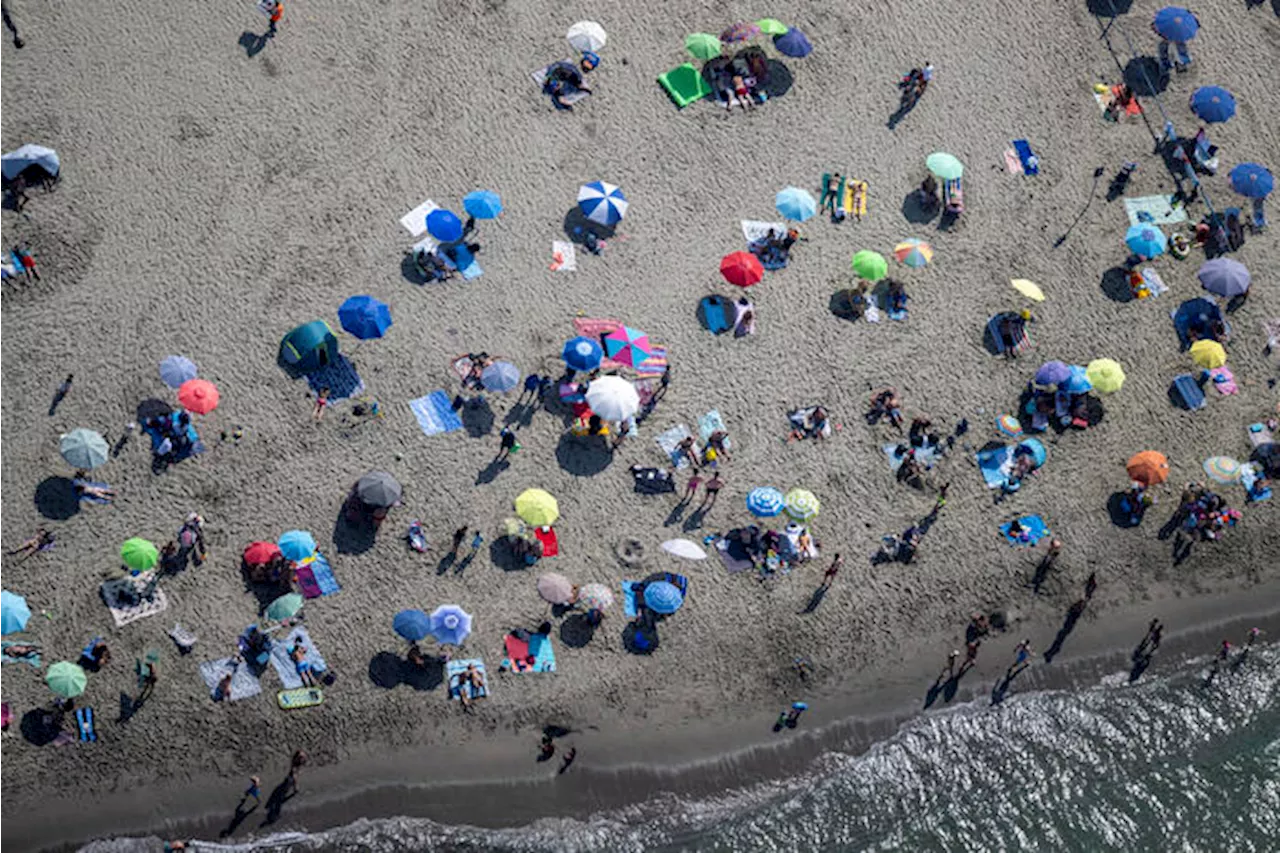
[2,0,1277,849]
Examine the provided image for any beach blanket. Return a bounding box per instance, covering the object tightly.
[502,633,557,673]
[1003,149,1023,175]
[409,391,463,436]
[101,576,168,627]
[977,445,1014,489]
[295,553,340,598]
[1247,422,1274,448]
[780,525,820,561]
[551,240,577,272]
[715,538,754,574]
[1,640,41,668]
[657,62,713,108]
[656,424,697,469]
[741,220,787,245]
[698,295,732,333]
[533,64,592,105]
[1141,267,1169,298]
[198,658,263,702]
[1012,139,1039,175]
[843,180,868,219]
[76,707,97,742]
[306,354,363,400]
[1124,195,1187,227]
[1241,464,1272,503]
[446,659,489,700]
[1262,319,1280,352]
[270,627,329,690]
[399,199,439,238]
[620,581,640,618]
[698,410,732,452]
[883,441,941,472]
[533,526,558,557]
[1001,515,1049,545]
[1170,374,1206,411]
[1205,367,1237,395]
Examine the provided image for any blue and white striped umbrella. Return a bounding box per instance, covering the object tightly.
[746,486,785,517]
[158,355,198,389]
[577,180,628,226]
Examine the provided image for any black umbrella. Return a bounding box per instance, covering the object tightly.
[355,471,402,508]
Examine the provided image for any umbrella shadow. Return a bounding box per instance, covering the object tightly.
[1123,56,1168,97]
[34,476,79,520]
[332,511,376,555]
[901,191,939,224]
[368,651,444,691]
[555,433,613,477]
[562,208,616,246]
[1107,491,1144,528]
[1088,0,1134,12]
[238,30,272,58]
[460,399,495,438]
[1100,266,1133,302]
[487,538,530,572]
[827,290,860,322]
[20,708,62,746]
[622,620,659,655]
[760,60,794,99]
[400,253,430,285]
[559,613,597,648]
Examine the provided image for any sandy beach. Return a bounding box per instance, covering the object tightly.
[2,0,1277,850]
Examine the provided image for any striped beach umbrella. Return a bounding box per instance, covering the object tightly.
[643,581,684,614]
[746,487,785,517]
[784,488,820,521]
[893,239,933,268]
[1203,456,1242,484]
[997,414,1024,438]
[577,180,628,226]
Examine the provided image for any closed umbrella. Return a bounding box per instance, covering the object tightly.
[462,189,503,219]
[177,378,219,414]
[585,375,640,421]
[266,593,304,621]
[393,609,432,642]
[685,32,722,60]
[278,529,317,562]
[603,326,652,367]
[756,18,788,35]
[746,486,785,517]
[120,538,159,573]
[1229,163,1273,199]
[775,186,817,221]
[851,250,887,281]
[515,489,559,527]
[59,428,109,470]
[643,581,684,614]
[1062,365,1092,394]
[1,590,31,635]
[426,209,464,242]
[1127,451,1170,486]
[428,604,473,646]
[577,582,614,612]
[243,541,281,567]
[1125,224,1167,258]
[562,336,603,372]
[567,20,606,52]
[1197,258,1250,297]
[1086,358,1125,394]
[537,572,575,605]
[338,295,393,339]
[773,28,812,57]
[894,239,933,268]
[1190,86,1235,123]
[1203,456,1242,484]
[1152,6,1199,41]
[661,539,707,560]
[721,251,764,287]
[1034,360,1071,386]
[46,661,87,698]
[926,152,964,180]
[480,360,521,392]
[1011,279,1046,302]
[577,181,628,226]
[1189,339,1227,369]
[158,355,198,389]
[356,470,402,508]
[784,488,820,521]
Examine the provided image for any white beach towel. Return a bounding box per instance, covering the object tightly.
[1141,267,1169,297]
[199,658,262,702]
[400,199,440,238]
[656,424,697,469]
[101,576,168,628]
[270,626,329,689]
[741,220,787,245]
[1124,195,1188,227]
[551,240,577,272]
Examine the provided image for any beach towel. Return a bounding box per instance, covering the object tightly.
[620,581,640,618]
[658,63,713,108]
[400,199,439,238]
[446,659,489,700]
[1012,139,1039,175]
[715,538,754,574]
[1124,195,1188,228]
[306,354,363,400]
[409,391,463,436]
[533,526,558,557]
[656,424,697,469]
[883,441,941,472]
[101,576,168,628]
[698,295,732,333]
[270,627,329,690]
[72,479,114,504]
[636,346,668,379]
[741,220,787,245]
[75,707,96,742]
[1140,267,1169,298]
[1247,422,1274,448]
[441,244,483,280]
[295,553,340,598]
[1001,515,1049,545]
[551,240,577,272]
[977,445,1014,489]
[198,658,263,702]
[502,633,557,673]
[533,64,591,104]
[167,624,197,652]
[843,180,868,219]
[1004,149,1023,175]
[888,306,908,322]
[1205,367,1237,395]
[1,640,41,668]
[1241,464,1273,503]
[1170,374,1206,411]
[698,410,732,451]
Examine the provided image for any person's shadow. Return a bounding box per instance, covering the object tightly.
[220,800,258,838]
[435,553,457,575]
[1043,603,1085,663]
[48,388,69,416]
[261,777,296,826]
[239,30,272,58]
[799,584,828,614]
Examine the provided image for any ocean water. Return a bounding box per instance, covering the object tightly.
[86,643,1279,853]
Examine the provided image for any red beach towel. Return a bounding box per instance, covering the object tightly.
[534,526,559,557]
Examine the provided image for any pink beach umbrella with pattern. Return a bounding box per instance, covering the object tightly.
[603,326,652,367]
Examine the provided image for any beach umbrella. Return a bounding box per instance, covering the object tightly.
[45,662,87,698]
[577,582,614,612]
[515,488,559,527]
[278,529,317,562]
[603,326,652,367]
[428,604,473,646]
[685,32,722,60]
[1229,163,1273,199]
[1011,279,1046,302]
[1127,451,1170,486]
[59,428,109,470]
[498,517,527,538]
[356,470,402,508]
[243,541,281,567]
[851,250,888,282]
[1197,258,1250,297]
[721,251,764,287]
[1152,6,1199,41]
[1190,86,1235,123]
[1203,456,1242,484]
[1,144,60,181]
[776,186,817,222]
[462,189,503,220]
[577,180,628,226]
[757,18,788,35]
[1019,438,1047,468]
[585,375,640,421]
[338,295,392,340]
[996,414,1024,438]
[926,152,964,180]
[480,360,521,393]
[537,572,575,605]
[566,20,606,52]
[784,488,820,521]
[120,538,159,573]
[158,355,198,389]
[1125,224,1167,258]
[1034,360,1071,386]
[177,378,219,415]
[1062,365,1093,394]
[1189,339,1227,369]
[1,590,31,635]
[893,239,933,268]
[746,486,785,517]
[643,581,684,615]
[562,336,603,372]
[1086,358,1126,394]
[721,22,760,43]
[426,209,464,242]
[661,539,708,560]
[393,609,432,642]
[266,593,304,622]
[773,28,812,57]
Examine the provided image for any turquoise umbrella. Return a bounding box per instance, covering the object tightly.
[925,152,964,180]
[59,428,109,470]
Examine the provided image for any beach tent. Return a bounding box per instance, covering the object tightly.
[279,321,339,374]
[1,144,60,184]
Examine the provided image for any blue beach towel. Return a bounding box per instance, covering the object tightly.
[621,581,639,618]
[305,553,340,596]
[977,445,1014,489]
[698,296,732,334]
[198,658,263,702]
[888,307,908,321]
[502,633,557,673]
[76,707,96,742]
[446,659,489,700]
[1001,515,1049,545]
[269,627,329,690]
[698,410,732,450]
[306,354,364,400]
[1,640,42,668]
[409,391,464,436]
[1170,374,1206,411]
[1012,139,1039,175]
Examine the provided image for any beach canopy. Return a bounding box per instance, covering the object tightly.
[266,593,304,621]
[242,541,281,567]
[480,360,521,392]
[1197,258,1250,297]
[1203,456,1242,484]
[45,661,87,698]
[1127,451,1170,486]
[428,604,473,646]
[537,572,575,605]
[1189,338,1227,369]
[603,326,652,367]
[1152,6,1199,41]
[158,355,198,389]
[59,428,109,470]
[1,590,31,635]
[1229,163,1273,199]
[851,250,888,281]
[1,144,60,181]
[338,295,393,340]
[577,582,614,612]
[1085,358,1125,394]
[1011,279,1046,302]
[356,470,402,508]
[1062,365,1092,394]
[426,209,464,242]
[120,538,159,573]
[1034,360,1071,386]
[393,609,432,642]
[577,180,628,225]
[721,21,761,43]
[567,20,607,52]
[685,32,722,59]
[746,486,785,517]
[926,152,964,180]
[756,18,788,35]
[278,529,317,562]
[1125,224,1167,258]
[661,539,707,560]
[562,336,603,372]
[784,488,820,521]
[177,378,220,415]
[279,321,339,374]
[773,28,812,57]
[1189,86,1235,123]
[894,239,933,268]
[775,186,817,221]
[721,251,764,287]
[585,375,640,421]
[644,581,685,614]
[462,189,503,220]
[515,488,559,527]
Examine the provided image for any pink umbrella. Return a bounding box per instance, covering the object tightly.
[603,326,652,367]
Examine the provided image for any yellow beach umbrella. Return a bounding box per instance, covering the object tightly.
[1011,279,1045,302]
[1085,358,1125,393]
[514,488,559,527]
[1189,339,1226,369]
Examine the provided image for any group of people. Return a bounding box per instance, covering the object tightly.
[748,227,804,269]
[719,522,818,581]
[142,410,202,469]
[543,52,598,111]
[710,50,769,112]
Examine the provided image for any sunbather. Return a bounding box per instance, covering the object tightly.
[8,527,54,558]
[75,481,116,501]
[291,644,317,687]
[731,75,754,111]
[4,643,40,659]
[869,388,905,431]
[820,173,843,216]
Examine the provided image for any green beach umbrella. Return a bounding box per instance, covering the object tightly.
[266,593,304,621]
[756,18,788,35]
[926,152,965,180]
[685,32,722,60]
[851,250,888,281]
[120,538,159,573]
[46,661,88,698]
[59,428,109,470]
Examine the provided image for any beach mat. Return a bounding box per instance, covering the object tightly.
[1004,149,1023,175]
[657,62,712,108]
[976,445,1013,489]
[843,180,868,218]
[883,442,941,472]
[76,707,96,742]
[1012,139,1039,175]
[277,687,324,709]
[741,220,787,244]
[1,640,41,668]
[270,627,329,690]
[306,354,363,400]
[533,526,558,557]
[295,553,340,599]
[1001,515,1049,545]
[198,658,263,702]
[636,346,668,379]
[446,659,488,700]
[698,410,731,450]
[1124,195,1187,227]
[400,199,439,238]
[1170,374,1206,410]
[716,539,754,574]
[409,391,464,436]
[655,424,696,469]
[698,295,732,334]
[620,581,639,618]
[502,633,557,673]
[1206,367,1237,395]
[100,576,168,628]
[551,240,577,272]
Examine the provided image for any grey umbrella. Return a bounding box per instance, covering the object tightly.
[356,471,402,508]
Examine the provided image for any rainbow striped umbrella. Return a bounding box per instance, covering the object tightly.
[1203,456,1241,484]
[893,239,933,268]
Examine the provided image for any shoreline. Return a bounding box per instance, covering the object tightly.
[16,579,1280,853]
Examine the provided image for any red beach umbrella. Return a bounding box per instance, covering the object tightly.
[720,251,764,287]
[243,541,282,567]
[177,378,220,414]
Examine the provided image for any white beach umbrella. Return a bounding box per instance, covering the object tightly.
[585,375,639,422]
[567,21,607,53]
[661,539,707,560]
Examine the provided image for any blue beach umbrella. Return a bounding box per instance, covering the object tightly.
[1,590,32,635]
[1189,86,1235,123]
[462,190,503,220]
[1197,258,1250,298]
[775,186,817,222]
[480,360,521,393]
[426,209,464,242]
[1034,360,1071,386]
[1152,6,1199,41]
[1125,224,1167,258]
[774,28,812,58]
[278,530,317,562]
[1062,366,1093,395]
[1229,163,1273,199]
[577,180,628,226]
[158,355,198,389]
[561,336,603,372]
[746,487,785,517]
[428,604,473,646]
[393,609,432,642]
[643,581,684,615]
[338,295,393,340]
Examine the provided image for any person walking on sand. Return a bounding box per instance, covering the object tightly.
[1008,639,1032,677]
[962,639,980,673]
[939,649,960,682]
[1039,538,1062,573]
[241,775,261,807]
[785,701,808,728]
[699,471,723,510]
[496,426,521,461]
[267,0,283,36]
[312,387,330,422]
[680,468,703,505]
[558,746,577,774]
[820,553,843,590]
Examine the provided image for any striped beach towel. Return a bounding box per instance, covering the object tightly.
[409,391,463,436]
[573,318,668,376]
